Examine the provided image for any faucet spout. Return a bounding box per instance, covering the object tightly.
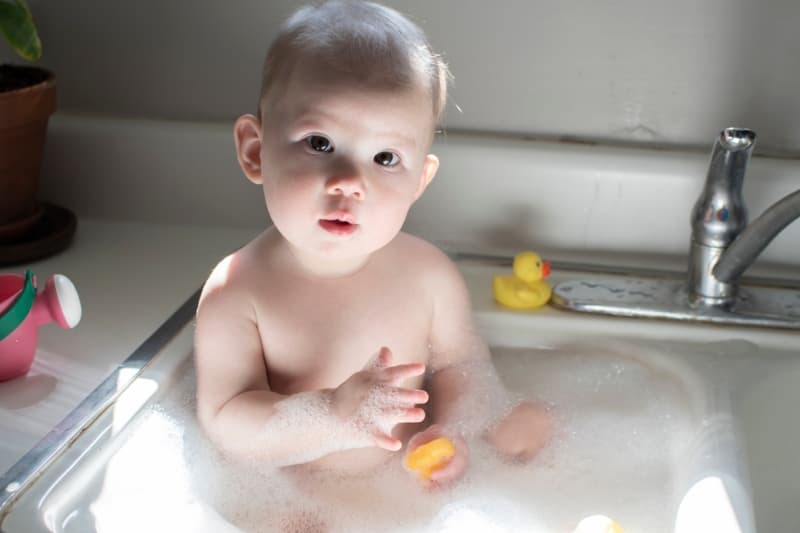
[691,128,755,247]
[687,128,756,306]
[713,188,800,283]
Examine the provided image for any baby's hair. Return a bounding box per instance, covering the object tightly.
[258,0,450,126]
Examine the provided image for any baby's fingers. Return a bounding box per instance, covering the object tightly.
[386,406,426,424]
[364,346,394,371]
[373,433,402,451]
[381,362,426,384]
[371,408,425,451]
[391,387,429,406]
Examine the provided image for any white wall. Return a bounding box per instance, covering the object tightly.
[6,0,800,155]
[5,0,800,268]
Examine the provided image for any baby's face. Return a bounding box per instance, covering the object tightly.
[257,70,438,269]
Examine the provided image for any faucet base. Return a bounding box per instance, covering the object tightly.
[687,242,739,304]
[551,278,800,329]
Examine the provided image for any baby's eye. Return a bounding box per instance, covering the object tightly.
[374,151,400,167]
[305,135,334,153]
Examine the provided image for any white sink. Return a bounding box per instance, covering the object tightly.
[0,262,796,533]
[467,263,799,533]
[733,352,800,533]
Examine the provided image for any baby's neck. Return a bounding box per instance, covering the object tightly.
[282,241,373,280]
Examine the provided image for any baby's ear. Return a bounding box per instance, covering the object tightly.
[234,114,263,184]
[414,154,439,200]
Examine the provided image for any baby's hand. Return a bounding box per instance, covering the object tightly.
[487,400,553,462]
[331,346,428,451]
[405,424,468,487]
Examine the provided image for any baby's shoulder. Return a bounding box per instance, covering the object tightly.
[388,233,462,284]
[390,232,448,263]
[198,234,275,313]
[197,252,251,316]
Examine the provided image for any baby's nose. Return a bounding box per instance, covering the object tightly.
[325,173,366,199]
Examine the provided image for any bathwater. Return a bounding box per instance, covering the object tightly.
[80,341,696,533]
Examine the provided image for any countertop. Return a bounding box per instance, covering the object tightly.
[0,219,257,474]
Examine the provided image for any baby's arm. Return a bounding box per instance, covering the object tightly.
[408,254,552,483]
[194,264,427,467]
[424,257,499,435]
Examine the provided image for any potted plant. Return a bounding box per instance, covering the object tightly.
[0,0,56,244]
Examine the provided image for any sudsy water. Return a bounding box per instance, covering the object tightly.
[89,343,696,533]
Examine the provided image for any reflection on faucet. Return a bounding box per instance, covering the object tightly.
[689,128,800,308]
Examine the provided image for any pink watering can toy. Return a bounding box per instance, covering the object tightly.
[0,270,82,382]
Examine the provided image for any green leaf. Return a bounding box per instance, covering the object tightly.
[0,0,42,62]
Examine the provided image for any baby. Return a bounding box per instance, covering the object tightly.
[194,0,552,487]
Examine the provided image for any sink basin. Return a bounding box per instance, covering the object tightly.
[733,352,800,533]
[0,262,796,532]
[466,263,799,533]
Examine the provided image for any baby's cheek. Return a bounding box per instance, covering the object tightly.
[264,192,311,238]
[369,204,408,242]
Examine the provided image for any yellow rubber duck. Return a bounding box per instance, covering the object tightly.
[493,251,552,310]
[405,437,456,479]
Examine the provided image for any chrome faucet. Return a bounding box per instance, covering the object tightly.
[687,128,756,307]
[689,127,800,308]
[551,127,800,329]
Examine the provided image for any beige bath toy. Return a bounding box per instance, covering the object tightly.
[405,437,456,479]
[573,514,624,533]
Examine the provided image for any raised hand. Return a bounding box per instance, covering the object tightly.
[331,346,428,451]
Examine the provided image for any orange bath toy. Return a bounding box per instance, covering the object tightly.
[405,437,456,479]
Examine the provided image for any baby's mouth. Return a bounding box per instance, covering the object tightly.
[319,215,359,236]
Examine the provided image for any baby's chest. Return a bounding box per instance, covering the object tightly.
[258,285,433,392]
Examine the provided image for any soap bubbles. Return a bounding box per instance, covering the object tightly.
[89,341,694,532]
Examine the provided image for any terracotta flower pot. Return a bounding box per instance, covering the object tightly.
[0,65,56,234]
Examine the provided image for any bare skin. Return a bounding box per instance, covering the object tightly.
[194,58,552,484]
[197,227,482,471]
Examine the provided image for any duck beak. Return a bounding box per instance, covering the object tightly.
[542,261,551,277]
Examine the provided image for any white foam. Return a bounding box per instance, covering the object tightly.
[89,341,696,532]
[432,357,517,438]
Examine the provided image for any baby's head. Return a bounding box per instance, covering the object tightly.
[258,0,449,135]
[236,1,450,274]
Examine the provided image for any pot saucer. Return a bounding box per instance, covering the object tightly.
[0,203,77,266]
[0,205,46,243]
